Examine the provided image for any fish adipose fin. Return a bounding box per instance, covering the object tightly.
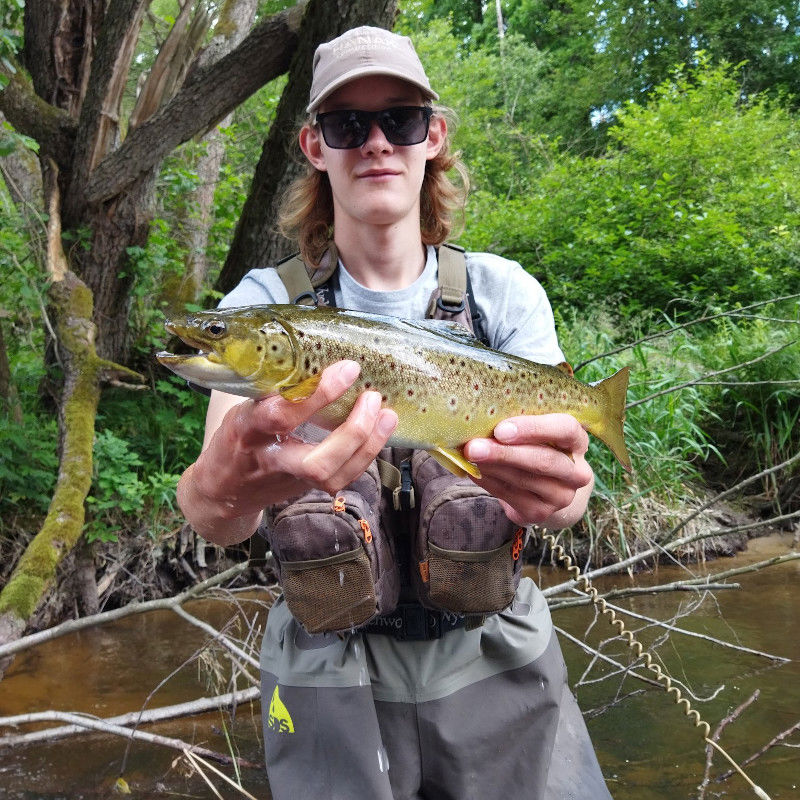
[589,366,632,473]
[279,374,322,402]
[429,447,482,479]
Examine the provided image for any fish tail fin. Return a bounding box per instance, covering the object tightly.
[589,366,632,473]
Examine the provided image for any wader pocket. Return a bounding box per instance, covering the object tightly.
[263,465,400,634]
[411,451,522,614]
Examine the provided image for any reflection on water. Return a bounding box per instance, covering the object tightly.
[0,534,798,799]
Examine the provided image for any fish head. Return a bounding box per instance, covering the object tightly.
[156,307,300,398]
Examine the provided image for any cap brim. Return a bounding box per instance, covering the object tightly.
[307,67,438,113]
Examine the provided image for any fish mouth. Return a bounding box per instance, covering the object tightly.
[156,351,236,380]
[163,321,223,364]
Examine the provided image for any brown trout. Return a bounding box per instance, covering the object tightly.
[157,304,631,477]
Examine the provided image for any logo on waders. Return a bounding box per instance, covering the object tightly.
[268,686,295,734]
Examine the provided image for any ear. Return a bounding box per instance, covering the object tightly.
[299,123,327,172]
[426,113,447,161]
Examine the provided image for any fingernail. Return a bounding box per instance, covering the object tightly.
[364,391,381,414]
[377,410,398,437]
[338,360,361,384]
[494,421,518,442]
[467,440,490,460]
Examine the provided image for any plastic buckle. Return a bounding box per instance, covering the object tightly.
[399,460,415,510]
[436,295,466,314]
[292,290,318,306]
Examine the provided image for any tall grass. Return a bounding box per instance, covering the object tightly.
[555,298,800,560]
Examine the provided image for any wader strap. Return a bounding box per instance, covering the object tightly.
[275,243,341,305]
[377,457,415,510]
[435,243,467,310]
[276,254,316,306]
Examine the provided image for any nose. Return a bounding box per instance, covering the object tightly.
[361,119,393,154]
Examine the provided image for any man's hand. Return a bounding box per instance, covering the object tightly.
[177,360,398,544]
[463,413,594,528]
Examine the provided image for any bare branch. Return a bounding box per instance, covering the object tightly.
[542,508,800,597]
[627,338,798,409]
[0,563,249,661]
[0,687,259,747]
[0,709,260,768]
[573,293,800,373]
[84,3,307,204]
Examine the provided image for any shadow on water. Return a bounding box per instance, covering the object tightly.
[0,533,798,799]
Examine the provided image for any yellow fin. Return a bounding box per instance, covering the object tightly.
[429,447,482,479]
[588,366,632,473]
[279,374,321,402]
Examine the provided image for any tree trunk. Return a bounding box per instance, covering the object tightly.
[216,0,398,294]
[161,0,261,313]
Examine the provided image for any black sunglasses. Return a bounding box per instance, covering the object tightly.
[315,106,433,149]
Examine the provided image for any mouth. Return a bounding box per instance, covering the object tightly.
[358,169,399,179]
[164,321,222,363]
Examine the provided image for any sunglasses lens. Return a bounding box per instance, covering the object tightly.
[318,107,431,149]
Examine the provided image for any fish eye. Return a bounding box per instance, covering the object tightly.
[202,319,226,338]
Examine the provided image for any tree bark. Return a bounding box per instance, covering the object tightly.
[217,0,398,294]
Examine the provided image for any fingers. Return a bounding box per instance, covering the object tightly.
[233,360,363,449]
[300,391,398,495]
[463,413,594,526]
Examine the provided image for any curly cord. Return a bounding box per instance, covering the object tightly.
[541,532,772,800]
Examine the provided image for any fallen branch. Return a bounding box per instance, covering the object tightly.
[541,510,800,597]
[0,687,260,747]
[0,710,261,768]
[0,562,249,661]
[573,293,800,373]
[716,718,800,783]
[698,690,760,800]
[554,592,789,663]
[627,338,798,409]
[171,604,260,670]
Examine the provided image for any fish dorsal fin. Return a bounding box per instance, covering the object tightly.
[405,318,483,346]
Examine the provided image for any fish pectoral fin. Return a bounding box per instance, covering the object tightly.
[429,447,482,479]
[278,374,322,402]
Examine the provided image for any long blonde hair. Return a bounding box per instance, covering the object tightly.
[278,107,470,266]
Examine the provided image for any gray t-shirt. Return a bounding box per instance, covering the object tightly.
[220,246,565,365]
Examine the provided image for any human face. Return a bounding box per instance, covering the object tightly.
[299,75,446,232]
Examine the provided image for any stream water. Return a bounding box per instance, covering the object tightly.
[1,532,797,799]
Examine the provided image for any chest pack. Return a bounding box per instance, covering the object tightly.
[259,244,526,635]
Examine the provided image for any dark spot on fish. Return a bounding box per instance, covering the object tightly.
[257,345,263,352]
[382,395,388,403]
[473,383,480,391]
[489,407,496,415]
[465,414,470,421]
[297,331,305,338]
[364,381,372,389]
[460,360,466,367]
[407,389,414,397]
[450,357,456,364]
[304,357,311,370]
[315,342,322,350]
[450,398,457,406]
[539,393,544,400]
[271,344,279,352]
[312,367,319,374]
[421,407,427,413]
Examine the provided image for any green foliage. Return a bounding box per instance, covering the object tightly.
[558,309,719,506]
[697,303,800,477]
[461,60,800,315]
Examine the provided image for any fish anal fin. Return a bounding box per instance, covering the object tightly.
[429,447,482,479]
[279,374,322,402]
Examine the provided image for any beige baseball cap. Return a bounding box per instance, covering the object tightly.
[307,26,438,113]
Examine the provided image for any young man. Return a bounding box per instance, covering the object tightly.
[177,25,612,800]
